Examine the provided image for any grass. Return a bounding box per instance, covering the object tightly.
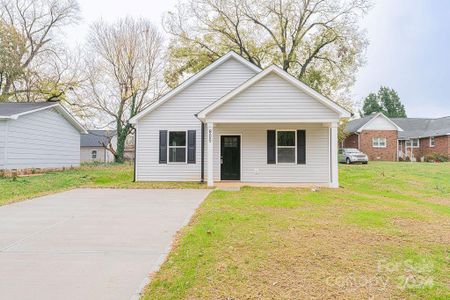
[0,163,205,206]
[143,162,450,299]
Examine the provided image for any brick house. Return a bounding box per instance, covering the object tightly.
[343,113,450,161]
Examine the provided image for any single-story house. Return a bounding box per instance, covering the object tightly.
[0,102,87,174]
[80,130,116,163]
[343,112,450,161]
[130,52,351,187]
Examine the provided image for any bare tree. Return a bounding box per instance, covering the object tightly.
[81,17,163,163]
[164,0,370,107]
[0,0,80,101]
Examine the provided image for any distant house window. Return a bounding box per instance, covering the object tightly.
[406,139,419,148]
[372,137,386,148]
[276,130,296,163]
[168,131,186,163]
[429,137,435,147]
[91,150,97,159]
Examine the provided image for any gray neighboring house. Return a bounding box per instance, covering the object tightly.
[0,102,87,173]
[80,130,116,163]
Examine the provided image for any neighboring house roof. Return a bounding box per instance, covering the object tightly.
[81,130,117,147]
[345,112,450,140]
[197,65,351,119]
[0,102,87,134]
[129,51,262,124]
[391,117,450,139]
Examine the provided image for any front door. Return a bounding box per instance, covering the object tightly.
[221,136,240,180]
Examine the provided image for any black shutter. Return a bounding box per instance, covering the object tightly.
[159,130,167,164]
[187,130,196,164]
[267,130,276,164]
[297,130,306,164]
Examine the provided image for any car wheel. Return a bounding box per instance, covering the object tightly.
[362,161,368,164]
[346,158,351,164]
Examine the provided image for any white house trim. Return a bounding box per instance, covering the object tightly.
[202,118,340,124]
[0,103,86,134]
[129,52,261,124]
[197,65,351,120]
[356,112,403,132]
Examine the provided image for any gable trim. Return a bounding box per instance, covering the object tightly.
[0,103,87,134]
[129,51,261,124]
[356,112,403,132]
[197,65,351,120]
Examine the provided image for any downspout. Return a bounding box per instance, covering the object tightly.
[133,125,137,182]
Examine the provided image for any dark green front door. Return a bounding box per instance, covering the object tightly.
[221,136,240,180]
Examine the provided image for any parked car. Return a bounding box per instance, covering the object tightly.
[339,148,368,164]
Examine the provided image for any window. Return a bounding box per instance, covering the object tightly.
[276,130,296,163]
[91,150,97,159]
[168,131,186,163]
[406,139,419,148]
[372,137,386,148]
[429,137,435,147]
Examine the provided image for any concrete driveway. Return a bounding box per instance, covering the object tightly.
[0,188,210,300]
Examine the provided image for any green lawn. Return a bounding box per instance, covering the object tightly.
[143,162,450,299]
[1,162,449,298]
[0,163,205,206]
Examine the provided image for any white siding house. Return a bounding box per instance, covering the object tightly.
[0,102,86,171]
[130,52,351,187]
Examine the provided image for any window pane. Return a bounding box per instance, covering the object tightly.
[277,131,295,146]
[169,148,186,162]
[278,148,295,163]
[169,131,186,146]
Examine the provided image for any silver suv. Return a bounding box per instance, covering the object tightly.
[339,148,368,164]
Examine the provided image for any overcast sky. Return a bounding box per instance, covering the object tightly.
[65,0,450,118]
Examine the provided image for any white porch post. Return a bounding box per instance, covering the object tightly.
[330,122,339,188]
[207,122,214,187]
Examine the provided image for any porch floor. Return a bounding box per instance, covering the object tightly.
[214,181,330,190]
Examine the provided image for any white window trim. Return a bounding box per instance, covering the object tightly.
[429,137,435,147]
[406,139,420,148]
[167,130,187,164]
[91,150,97,159]
[372,137,387,148]
[276,130,297,164]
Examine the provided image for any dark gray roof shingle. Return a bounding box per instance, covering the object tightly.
[0,102,58,117]
[81,130,116,147]
[392,117,450,139]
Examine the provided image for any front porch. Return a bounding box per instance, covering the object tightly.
[204,121,339,188]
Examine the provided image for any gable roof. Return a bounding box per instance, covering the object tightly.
[346,112,404,133]
[81,130,116,147]
[0,102,87,134]
[392,116,450,139]
[197,65,351,119]
[129,51,261,124]
[345,113,450,139]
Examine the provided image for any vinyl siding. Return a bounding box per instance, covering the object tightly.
[0,120,6,167]
[207,73,339,121]
[136,57,257,181]
[362,115,399,130]
[4,108,80,169]
[80,147,114,163]
[214,123,330,183]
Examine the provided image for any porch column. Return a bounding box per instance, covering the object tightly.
[330,122,339,188]
[207,122,214,187]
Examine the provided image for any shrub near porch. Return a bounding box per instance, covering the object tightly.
[144,162,450,299]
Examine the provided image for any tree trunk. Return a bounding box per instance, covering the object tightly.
[115,127,127,163]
